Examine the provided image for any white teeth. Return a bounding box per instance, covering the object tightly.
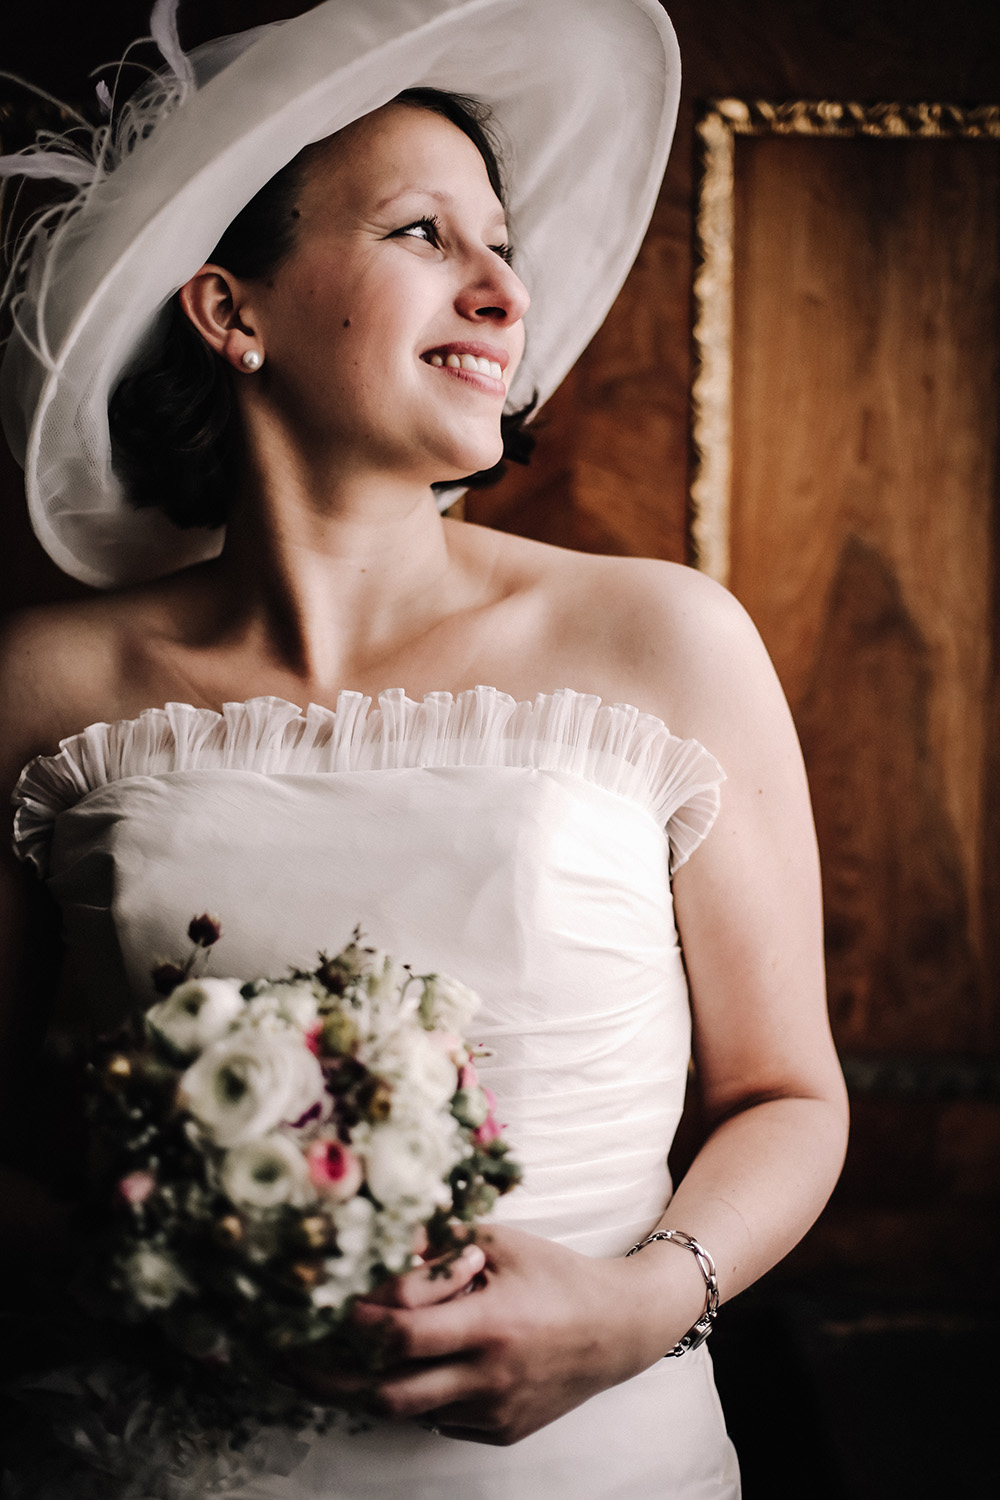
[430,351,503,380]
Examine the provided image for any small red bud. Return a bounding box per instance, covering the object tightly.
[188,913,223,948]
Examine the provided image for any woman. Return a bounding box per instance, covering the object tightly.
[0,1,848,1495]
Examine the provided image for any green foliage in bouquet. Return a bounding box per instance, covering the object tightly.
[6,917,523,1483]
[85,919,519,1342]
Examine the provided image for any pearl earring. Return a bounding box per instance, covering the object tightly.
[241,349,262,371]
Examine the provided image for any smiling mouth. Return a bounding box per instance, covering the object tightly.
[425,351,504,380]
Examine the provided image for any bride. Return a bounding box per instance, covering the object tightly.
[0,2,847,1495]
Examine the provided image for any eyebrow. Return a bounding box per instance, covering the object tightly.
[373,186,507,229]
[373,187,449,210]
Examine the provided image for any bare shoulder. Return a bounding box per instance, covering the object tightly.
[571,554,782,734]
[554,554,811,832]
[474,530,777,734]
[0,596,133,789]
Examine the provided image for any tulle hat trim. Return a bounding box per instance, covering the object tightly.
[0,0,680,588]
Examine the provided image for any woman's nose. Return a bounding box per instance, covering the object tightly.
[456,254,530,325]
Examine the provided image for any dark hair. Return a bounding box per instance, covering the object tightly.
[109,89,536,531]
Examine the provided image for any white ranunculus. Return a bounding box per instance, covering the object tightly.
[309,1196,378,1299]
[274,982,321,1030]
[332,1190,376,1250]
[238,992,284,1028]
[364,1120,459,1212]
[220,1134,314,1210]
[376,1210,423,1274]
[179,1029,325,1147]
[146,978,244,1057]
[376,1028,457,1113]
[419,973,480,1033]
[121,1244,193,1311]
[242,981,320,1033]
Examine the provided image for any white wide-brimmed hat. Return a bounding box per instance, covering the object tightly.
[0,0,680,589]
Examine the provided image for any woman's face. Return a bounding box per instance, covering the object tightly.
[242,102,529,487]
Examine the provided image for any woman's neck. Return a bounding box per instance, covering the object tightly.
[207,461,479,692]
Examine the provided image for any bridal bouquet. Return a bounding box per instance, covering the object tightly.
[2,919,519,1498]
[89,916,520,1360]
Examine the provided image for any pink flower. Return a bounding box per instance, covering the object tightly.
[306,1138,364,1201]
[474,1087,502,1145]
[459,1061,479,1090]
[117,1169,157,1206]
[304,1022,323,1056]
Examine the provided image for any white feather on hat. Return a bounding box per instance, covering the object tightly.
[0,0,680,588]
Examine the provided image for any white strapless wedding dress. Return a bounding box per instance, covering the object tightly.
[12,686,739,1499]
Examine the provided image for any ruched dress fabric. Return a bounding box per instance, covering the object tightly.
[12,686,739,1500]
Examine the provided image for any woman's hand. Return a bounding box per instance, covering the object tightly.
[286,1224,700,1446]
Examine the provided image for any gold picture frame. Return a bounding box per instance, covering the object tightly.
[689,97,1000,585]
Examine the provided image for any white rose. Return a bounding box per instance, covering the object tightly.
[419,973,480,1033]
[364,1120,459,1212]
[146,978,244,1057]
[121,1244,193,1311]
[220,1133,315,1210]
[179,1029,325,1147]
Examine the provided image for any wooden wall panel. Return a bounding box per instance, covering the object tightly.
[728,134,1000,1057]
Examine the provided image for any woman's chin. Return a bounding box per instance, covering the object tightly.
[428,441,504,488]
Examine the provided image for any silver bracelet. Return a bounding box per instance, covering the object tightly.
[624,1229,720,1357]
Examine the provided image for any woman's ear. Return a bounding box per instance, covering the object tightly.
[178,265,262,373]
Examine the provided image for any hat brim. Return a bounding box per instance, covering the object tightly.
[2,0,680,588]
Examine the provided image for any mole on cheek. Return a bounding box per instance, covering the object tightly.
[342,318,351,329]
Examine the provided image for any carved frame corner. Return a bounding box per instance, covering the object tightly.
[688,98,1000,586]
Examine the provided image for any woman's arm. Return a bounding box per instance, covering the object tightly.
[0,833,75,1268]
[292,570,849,1443]
[0,614,81,1269]
[642,569,848,1307]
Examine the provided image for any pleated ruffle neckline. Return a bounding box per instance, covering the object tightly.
[11,687,725,876]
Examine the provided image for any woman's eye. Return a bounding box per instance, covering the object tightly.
[394,216,441,247]
[491,243,514,266]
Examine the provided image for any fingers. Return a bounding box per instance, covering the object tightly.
[282,1357,373,1405]
[376,1357,488,1423]
[284,1355,501,1440]
[361,1241,486,1310]
[421,1399,496,1431]
[434,1425,508,1447]
[353,1282,486,1364]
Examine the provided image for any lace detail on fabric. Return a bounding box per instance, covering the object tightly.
[12,688,724,877]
